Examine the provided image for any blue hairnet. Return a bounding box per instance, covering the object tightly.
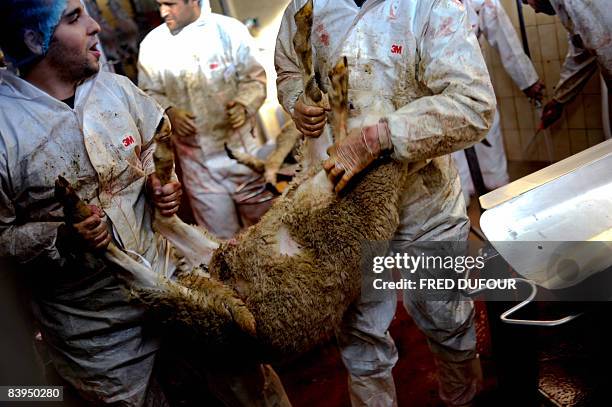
[0,0,68,66]
[26,0,68,53]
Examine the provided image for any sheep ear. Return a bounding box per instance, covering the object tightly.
[23,29,44,56]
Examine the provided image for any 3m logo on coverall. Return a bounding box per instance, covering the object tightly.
[122,135,135,148]
[391,44,403,55]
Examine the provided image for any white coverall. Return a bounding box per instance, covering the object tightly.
[138,2,267,239]
[452,0,539,200]
[0,70,169,405]
[0,70,289,407]
[547,0,612,103]
[276,0,496,406]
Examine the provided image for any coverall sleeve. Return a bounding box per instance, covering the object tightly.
[137,39,174,112]
[275,1,305,115]
[553,36,598,103]
[386,0,496,162]
[479,0,538,90]
[230,22,267,117]
[0,139,64,265]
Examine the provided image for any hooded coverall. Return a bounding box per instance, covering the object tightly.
[452,0,539,200]
[138,2,267,239]
[275,0,496,405]
[0,70,290,407]
[0,70,170,405]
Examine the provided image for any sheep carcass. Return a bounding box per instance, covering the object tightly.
[57,0,419,362]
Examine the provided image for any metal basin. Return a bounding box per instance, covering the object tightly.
[480,140,612,290]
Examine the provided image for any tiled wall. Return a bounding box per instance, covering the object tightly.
[484,0,604,162]
[228,0,292,140]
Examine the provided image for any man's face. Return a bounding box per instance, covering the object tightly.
[157,0,200,33]
[522,0,556,15]
[45,0,101,82]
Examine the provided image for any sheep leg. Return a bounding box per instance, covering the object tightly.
[151,116,220,268]
[224,143,266,173]
[328,57,349,143]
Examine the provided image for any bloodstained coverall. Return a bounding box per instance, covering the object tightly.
[138,2,267,239]
[275,0,496,405]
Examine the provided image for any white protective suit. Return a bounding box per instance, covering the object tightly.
[138,2,267,239]
[276,0,496,406]
[0,69,291,407]
[547,0,612,103]
[0,70,169,405]
[452,0,539,200]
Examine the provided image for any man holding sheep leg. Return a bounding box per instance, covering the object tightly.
[276,0,496,405]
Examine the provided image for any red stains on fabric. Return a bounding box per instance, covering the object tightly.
[437,17,455,37]
[315,24,330,46]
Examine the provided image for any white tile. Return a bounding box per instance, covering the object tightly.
[538,24,559,62]
[526,26,541,63]
[514,96,536,130]
[499,97,518,130]
[564,95,585,129]
[583,94,603,129]
[568,129,588,154]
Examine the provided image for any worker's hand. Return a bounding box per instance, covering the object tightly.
[226,101,248,129]
[166,107,197,138]
[72,205,111,251]
[323,121,392,194]
[292,95,328,138]
[523,80,545,104]
[147,174,182,217]
[539,99,565,129]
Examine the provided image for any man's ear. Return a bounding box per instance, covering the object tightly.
[23,29,45,56]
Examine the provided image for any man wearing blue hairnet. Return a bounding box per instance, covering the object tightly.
[0,1,289,405]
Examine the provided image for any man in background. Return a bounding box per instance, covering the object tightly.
[523,0,611,128]
[138,0,267,239]
[453,0,544,201]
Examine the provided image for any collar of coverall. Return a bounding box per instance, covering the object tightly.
[0,67,94,103]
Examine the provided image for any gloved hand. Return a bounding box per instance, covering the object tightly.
[323,120,392,193]
[523,80,545,104]
[539,99,565,129]
[226,101,248,129]
[166,107,197,137]
[292,94,328,138]
[147,174,182,217]
[71,205,111,251]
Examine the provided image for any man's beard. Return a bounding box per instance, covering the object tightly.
[46,37,99,83]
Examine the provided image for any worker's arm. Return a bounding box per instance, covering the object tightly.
[275,1,307,116]
[0,141,109,261]
[537,37,598,129]
[275,0,328,137]
[385,0,496,162]
[553,36,598,104]
[480,0,540,92]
